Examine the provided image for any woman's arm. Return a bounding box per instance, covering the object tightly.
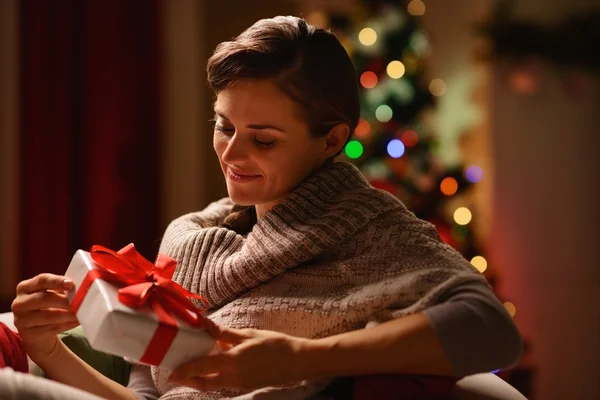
[307,284,523,379]
[168,284,523,391]
[35,339,136,400]
[306,312,455,379]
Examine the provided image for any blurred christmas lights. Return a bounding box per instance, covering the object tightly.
[360,71,378,89]
[375,105,393,122]
[471,255,488,273]
[407,0,426,16]
[355,119,371,138]
[400,129,418,147]
[440,177,458,196]
[503,302,516,317]
[359,27,377,46]
[465,165,484,183]
[429,78,447,96]
[386,60,406,79]
[345,140,363,159]
[453,207,472,225]
[387,139,405,158]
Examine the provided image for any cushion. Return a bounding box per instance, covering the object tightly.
[57,326,131,386]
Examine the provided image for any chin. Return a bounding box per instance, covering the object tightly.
[227,191,260,206]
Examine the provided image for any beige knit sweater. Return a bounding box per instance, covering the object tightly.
[150,162,491,399]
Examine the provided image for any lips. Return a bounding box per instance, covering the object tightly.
[227,167,261,182]
[228,167,259,177]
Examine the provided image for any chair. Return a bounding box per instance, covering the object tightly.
[0,312,526,399]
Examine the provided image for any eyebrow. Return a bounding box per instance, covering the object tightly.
[214,111,287,133]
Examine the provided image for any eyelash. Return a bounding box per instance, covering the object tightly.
[213,124,277,148]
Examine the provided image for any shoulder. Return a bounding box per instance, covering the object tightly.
[167,197,235,230]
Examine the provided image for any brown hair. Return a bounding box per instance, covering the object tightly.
[208,16,360,234]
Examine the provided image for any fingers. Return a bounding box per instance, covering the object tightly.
[14,309,78,329]
[170,353,230,381]
[12,291,72,314]
[16,273,74,295]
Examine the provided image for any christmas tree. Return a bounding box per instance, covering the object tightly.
[308,0,533,395]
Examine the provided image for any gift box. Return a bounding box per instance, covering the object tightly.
[65,244,215,371]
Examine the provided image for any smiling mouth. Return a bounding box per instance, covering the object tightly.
[227,168,261,182]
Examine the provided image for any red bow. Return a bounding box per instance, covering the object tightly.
[71,244,209,366]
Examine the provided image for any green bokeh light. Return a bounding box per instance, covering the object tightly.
[345,140,364,159]
[375,105,393,122]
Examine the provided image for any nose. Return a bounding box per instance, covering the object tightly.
[221,134,249,164]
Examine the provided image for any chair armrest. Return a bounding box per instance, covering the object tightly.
[455,373,527,400]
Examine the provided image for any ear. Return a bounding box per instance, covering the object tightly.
[322,123,350,160]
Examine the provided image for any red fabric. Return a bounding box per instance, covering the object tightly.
[0,322,28,373]
[19,0,162,280]
[353,374,461,399]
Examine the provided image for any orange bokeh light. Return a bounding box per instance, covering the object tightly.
[400,129,419,147]
[355,119,371,138]
[440,177,458,196]
[360,71,378,89]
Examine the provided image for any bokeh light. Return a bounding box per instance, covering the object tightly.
[387,139,405,158]
[440,177,458,196]
[429,78,447,96]
[360,71,378,89]
[465,165,484,183]
[345,140,364,159]
[375,105,393,122]
[355,119,371,138]
[386,61,406,79]
[453,207,472,225]
[407,0,426,16]
[358,28,377,46]
[400,129,418,147]
[471,256,488,273]
[504,302,516,317]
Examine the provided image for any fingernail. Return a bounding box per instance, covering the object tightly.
[63,279,74,288]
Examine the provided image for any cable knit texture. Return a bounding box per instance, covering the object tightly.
[151,162,489,399]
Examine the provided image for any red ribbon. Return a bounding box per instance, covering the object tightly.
[71,244,208,366]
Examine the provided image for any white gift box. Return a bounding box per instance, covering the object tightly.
[65,249,215,370]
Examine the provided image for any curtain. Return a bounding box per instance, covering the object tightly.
[19,0,162,280]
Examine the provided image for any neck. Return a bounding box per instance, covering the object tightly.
[255,200,278,220]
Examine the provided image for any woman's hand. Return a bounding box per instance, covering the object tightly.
[169,319,314,391]
[11,273,79,363]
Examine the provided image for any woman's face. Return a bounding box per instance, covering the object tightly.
[213,79,328,210]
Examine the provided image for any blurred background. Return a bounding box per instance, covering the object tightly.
[0,0,598,398]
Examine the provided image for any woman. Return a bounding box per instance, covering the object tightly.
[5,16,522,399]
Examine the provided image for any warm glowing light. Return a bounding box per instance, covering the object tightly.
[375,105,393,122]
[355,119,371,138]
[359,28,377,46]
[386,61,406,79]
[453,207,472,225]
[504,302,516,317]
[407,0,426,16]
[440,177,458,196]
[360,71,378,89]
[471,256,488,273]
[429,78,447,96]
